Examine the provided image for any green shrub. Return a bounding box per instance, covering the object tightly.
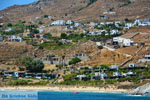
[97,45,103,49]
[22,57,44,72]
[9,80,29,86]
[69,57,81,65]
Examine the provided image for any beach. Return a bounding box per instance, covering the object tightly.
[0,86,129,93]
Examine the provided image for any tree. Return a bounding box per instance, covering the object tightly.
[7,23,12,27]
[97,45,103,49]
[44,33,52,39]
[39,45,44,49]
[30,29,39,34]
[22,57,44,72]
[44,15,49,18]
[69,57,81,65]
[60,33,67,39]
[38,21,43,25]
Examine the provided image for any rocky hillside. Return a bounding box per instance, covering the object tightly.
[0,0,150,24]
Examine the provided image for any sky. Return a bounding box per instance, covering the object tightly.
[0,0,38,10]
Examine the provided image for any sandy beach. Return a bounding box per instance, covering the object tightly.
[0,86,130,93]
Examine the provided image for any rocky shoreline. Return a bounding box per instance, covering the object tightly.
[129,83,150,96]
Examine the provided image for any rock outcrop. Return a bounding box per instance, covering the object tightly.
[129,83,150,96]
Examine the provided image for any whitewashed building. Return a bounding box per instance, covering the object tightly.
[134,20,142,26]
[8,35,22,42]
[138,54,150,63]
[75,23,82,27]
[124,23,134,30]
[66,20,74,25]
[113,37,134,46]
[113,72,121,77]
[110,30,119,35]
[103,12,116,15]
[39,29,45,33]
[51,20,66,26]
[110,65,119,70]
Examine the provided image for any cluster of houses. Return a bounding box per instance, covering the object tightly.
[124,19,150,30]
[51,20,82,30]
[0,35,23,42]
[87,29,119,36]
[72,64,146,81]
[3,63,147,82]
[51,20,75,26]
[8,35,22,42]
[82,19,150,37]
[112,37,134,47]
[82,21,121,36]
[3,71,56,79]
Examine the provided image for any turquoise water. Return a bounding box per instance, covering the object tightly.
[0,0,38,10]
[38,91,150,100]
[0,91,150,100]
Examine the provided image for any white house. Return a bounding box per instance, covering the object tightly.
[123,38,134,46]
[106,22,114,25]
[0,36,3,41]
[4,71,14,76]
[39,29,45,33]
[115,21,121,24]
[134,20,142,26]
[143,19,150,26]
[51,20,66,26]
[66,20,74,25]
[138,54,150,63]
[138,23,148,27]
[127,71,134,76]
[110,65,119,70]
[110,30,119,35]
[97,31,102,35]
[88,32,96,36]
[83,30,88,34]
[0,16,3,19]
[96,42,102,46]
[8,35,22,42]
[103,12,116,15]
[100,15,108,20]
[75,23,82,27]
[113,37,134,46]
[113,72,121,77]
[115,24,120,28]
[124,23,134,30]
[5,28,13,32]
[128,64,136,68]
[76,75,87,81]
[100,22,106,25]
[94,72,107,80]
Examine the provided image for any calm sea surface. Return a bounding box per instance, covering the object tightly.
[0,91,150,100]
[0,0,38,10]
[38,91,150,100]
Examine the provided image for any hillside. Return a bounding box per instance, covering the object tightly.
[0,42,33,64]
[0,0,150,24]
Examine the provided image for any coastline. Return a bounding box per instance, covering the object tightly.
[0,86,130,93]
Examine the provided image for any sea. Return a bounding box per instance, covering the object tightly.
[38,91,150,100]
[0,90,150,100]
[0,0,38,11]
